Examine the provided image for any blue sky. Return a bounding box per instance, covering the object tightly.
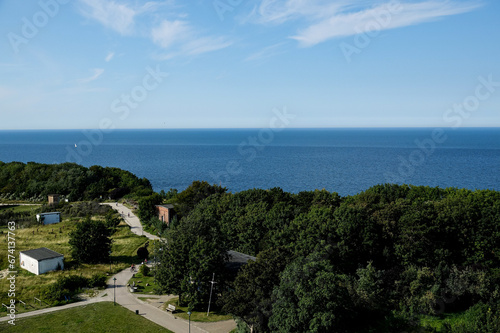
[0,0,499,129]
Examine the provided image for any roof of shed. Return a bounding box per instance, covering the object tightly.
[156,204,174,209]
[20,247,64,261]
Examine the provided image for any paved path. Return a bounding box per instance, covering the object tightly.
[103,202,160,240]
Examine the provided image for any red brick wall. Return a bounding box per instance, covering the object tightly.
[157,206,171,224]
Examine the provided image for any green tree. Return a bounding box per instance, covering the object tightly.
[154,197,228,308]
[222,247,293,332]
[269,252,356,333]
[69,217,112,264]
[171,180,227,218]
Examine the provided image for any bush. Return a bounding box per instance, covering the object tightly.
[140,264,151,277]
[88,274,107,288]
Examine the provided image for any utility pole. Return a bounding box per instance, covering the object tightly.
[207,273,217,316]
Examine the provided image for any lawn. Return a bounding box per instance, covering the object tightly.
[128,270,158,294]
[0,301,173,332]
[0,218,149,313]
[164,297,232,322]
[0,205,41,213]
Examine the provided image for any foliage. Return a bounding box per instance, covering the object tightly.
[269,251,356,333]
[69,217,113,264]
[137,246,149,260]
[169,180,227,219]
[140,264,151,277]
[42,273,106,304]
[156,183,500,332]
[137,192,163,223]
[222,247,293,332]
[154,195,229,308]
[0,161,153,202]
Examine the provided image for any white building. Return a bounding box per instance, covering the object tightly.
[36,212,61,225]
[19,247,64,275]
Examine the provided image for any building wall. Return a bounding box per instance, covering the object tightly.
[39,257,64,274]
[20,253,39,275]
[157,206,172,224]
[48,195,59,206]
[37,213,61,225]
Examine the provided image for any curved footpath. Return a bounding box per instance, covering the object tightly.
[1,203,236,333]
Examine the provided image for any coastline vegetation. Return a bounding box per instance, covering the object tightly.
[1,161,499,331]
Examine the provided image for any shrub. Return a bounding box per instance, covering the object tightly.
[88,274,107,288]
[140,264,151,277]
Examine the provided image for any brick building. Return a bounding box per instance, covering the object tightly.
[155,204,175,225]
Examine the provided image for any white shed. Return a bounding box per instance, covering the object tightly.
[36,212,61,225]
[19,247,64,275]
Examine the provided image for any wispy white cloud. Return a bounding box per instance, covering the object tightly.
[151,20,192,48]
[78,0,166,35]
[78,68,105,83]
[79,0,136,35]
[151,19,232,58]
[105,52,115,62]
[244,42,288,61]
[294,1,481,47]
[248,0,482,47]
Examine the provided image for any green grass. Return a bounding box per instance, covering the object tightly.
[0,205,41,213]
[0,302,173,332]
[164,297,232,322]
[0,219,149,312]
[128,271,158,294]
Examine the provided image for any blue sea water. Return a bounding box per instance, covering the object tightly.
[0,128,499,196]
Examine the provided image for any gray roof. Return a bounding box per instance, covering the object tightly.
[20,247,64,261]
[226,250,256,275]
[156,204,174,209]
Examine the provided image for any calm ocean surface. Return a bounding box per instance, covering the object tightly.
[0,128,499,196]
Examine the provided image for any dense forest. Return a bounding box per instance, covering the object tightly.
[0,161,153,201]
[152,182,500,332]
[1,161,499,331]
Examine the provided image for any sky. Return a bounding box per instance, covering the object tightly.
[0,0,499,129]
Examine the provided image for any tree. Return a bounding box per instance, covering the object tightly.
[154,199,229,308]
[222,247,293,333]
[69,217,112,264]
[137,246,149,260]
[171,180,227,218]
[269,252,356,333]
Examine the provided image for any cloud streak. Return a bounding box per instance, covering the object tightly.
[151,19,232,58]
[250,0,482,47]
[78,68,105,83]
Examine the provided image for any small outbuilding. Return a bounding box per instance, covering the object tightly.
[155,204,175,225]
[36,212,61,225]
[48,194,60,206]
[19,247,64,275]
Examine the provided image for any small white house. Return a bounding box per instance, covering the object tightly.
[36,212,61,225]
[19,247,64,275]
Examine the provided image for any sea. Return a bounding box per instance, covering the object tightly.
[0,128,499,196]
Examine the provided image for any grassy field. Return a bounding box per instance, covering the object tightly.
[0,218,149,313]
[129,271,158,294]
[0,205,41,213]
[164,297,232,322]
[0,302,173,332]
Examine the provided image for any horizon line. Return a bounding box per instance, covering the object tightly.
[1,126,500,131]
